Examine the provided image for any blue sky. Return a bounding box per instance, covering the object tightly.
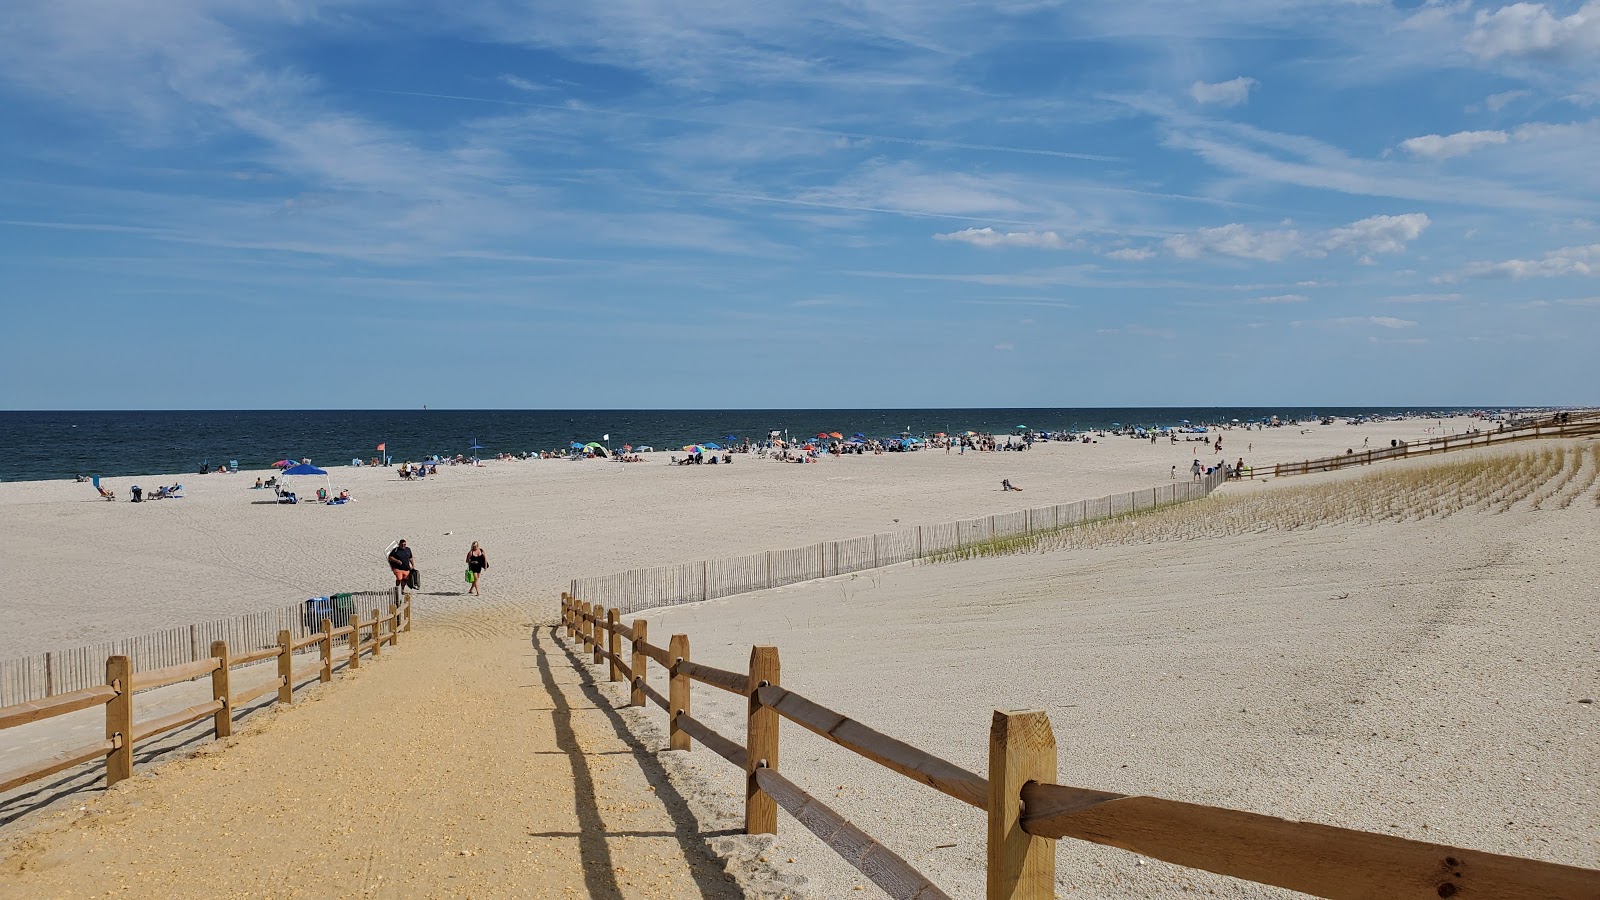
[1,1,1596,409]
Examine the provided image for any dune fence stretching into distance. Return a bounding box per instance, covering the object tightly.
[560,596,1600,900]
[573,468,1230,614]
[1247,410,1600,479]
[0,589,404,707]
[0,595,410,797]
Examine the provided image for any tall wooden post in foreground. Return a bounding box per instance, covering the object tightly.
[606,609,622,682]
[745,646,780,835]
[104,656,133,786]
[370,609,382,657]
[667,634,691,752]
[580,602,593,649]
[630,619,648,707]
[593,607,606,665]
[987,709,1057,900]
[210,641,232,739]
[319,619,334,682]
[276,630,294,704]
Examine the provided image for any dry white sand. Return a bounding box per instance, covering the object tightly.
[0,416,1483,657]
[613,447,1600,898]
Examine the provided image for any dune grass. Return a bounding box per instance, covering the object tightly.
[926,442,1600,564]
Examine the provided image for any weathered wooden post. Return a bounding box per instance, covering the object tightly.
[105,655,133,786]
[210,641,232,739]
[630,619,648,707]
[593,607,606,666]
[403,592,413,632]
[745,646,780,835]
[390,601,401,646]
[668,634,691,752]
[561,593,571,637]
[580,602,593,649]
[987,709,1057,900]
[349,616,361,670]
[370,609,382,657]
[276,629,294,704]
[319,618,334,683]
[606,608,622,682]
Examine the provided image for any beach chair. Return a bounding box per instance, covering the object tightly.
[96,485,115,501]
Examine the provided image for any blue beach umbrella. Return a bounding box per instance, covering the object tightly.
[703,442,721,450]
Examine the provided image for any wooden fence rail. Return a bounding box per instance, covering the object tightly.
[1,588,410,707]
[562,594,1600,900]
[0,596,410,798]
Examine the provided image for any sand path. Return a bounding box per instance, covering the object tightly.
[0,604,740,899]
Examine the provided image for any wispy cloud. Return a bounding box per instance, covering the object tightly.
[1399,130,1509,159]
[1296,316,1418,329]
[1451,243,1600,280]
[1244,293,1309,304]
[934,227,1073,249]
[1164,213,1429,262]
[1465,2,1600,62]
[1189,76,1257,107]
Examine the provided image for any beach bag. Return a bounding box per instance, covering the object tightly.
[408,569,421,590]
[464,569,476,584]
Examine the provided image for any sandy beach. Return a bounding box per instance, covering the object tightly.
[0,415,1489,657]
[0,424,1595,898]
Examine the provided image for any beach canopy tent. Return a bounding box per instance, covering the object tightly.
[281,463,330,497]
[583,442,608,457]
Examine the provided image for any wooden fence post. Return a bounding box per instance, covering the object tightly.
[276,629,294,704]
[580,602,592,649]
[630,619,648,707]
[105,655,133,786]
[745,646,780,835]
[390,601,401,646]
[370,609,382,658]
[349,616,360,670]
[561,593,572,637]
[593,607,606,665]
[403,592,412,632]
[320,618,333,683]
[210,641,232,739]
[606,608,622,682]
[668,634,691,752]
[987,709,1057,900]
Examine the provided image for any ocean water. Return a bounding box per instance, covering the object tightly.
[0,407,1478,482]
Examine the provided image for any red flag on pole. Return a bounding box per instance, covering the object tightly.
[377,442,386,452]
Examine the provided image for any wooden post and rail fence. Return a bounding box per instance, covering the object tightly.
[561,593,1599,900]
[1245,411,1600,480]
[0,595,411,797]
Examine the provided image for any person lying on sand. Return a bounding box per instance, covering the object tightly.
[1001,479,1022,492]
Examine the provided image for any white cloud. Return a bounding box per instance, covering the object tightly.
[1297,316,1418,329]
[1102,247,1156,261]
[1456,243,1600,279]
[1369,336,1429,344]
[1189,77,1258,107]
[1244,293,1310,304]
[1484,89,1532,111]
[1466,2,1600,62]
[1384,292,1464,303]
[1164,213,1430,262]
[1399,130,1509,159]
[935,227,1069,249]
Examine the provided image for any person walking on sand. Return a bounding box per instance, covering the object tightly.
[465,541,488,596]
[388,539,415,588]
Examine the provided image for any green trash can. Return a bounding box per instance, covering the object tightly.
[331,592,355,628]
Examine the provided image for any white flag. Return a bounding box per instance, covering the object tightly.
[602,434,610,441]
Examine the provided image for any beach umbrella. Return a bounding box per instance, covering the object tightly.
[934,432,946,437]
[703,442,721,450]
[829,432,843,439]
[1016,425,1027,429]
[468,438,485,461]
[684,444,704,454]
[570,441,586,450]
[724,435,737,442]
[852,432,866,438]
[816,432,829,439]
[801,443,816,450]
[272,459,292,468]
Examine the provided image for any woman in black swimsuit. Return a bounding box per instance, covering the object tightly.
[466,541,488,596]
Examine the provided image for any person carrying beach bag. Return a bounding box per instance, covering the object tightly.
[465,541,488,596]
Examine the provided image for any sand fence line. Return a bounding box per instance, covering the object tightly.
[0,594,411,799]
[561,596,1600,900]
[1245,409,1600,480]
[573,468,1231,615]
[0,589,406,708]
